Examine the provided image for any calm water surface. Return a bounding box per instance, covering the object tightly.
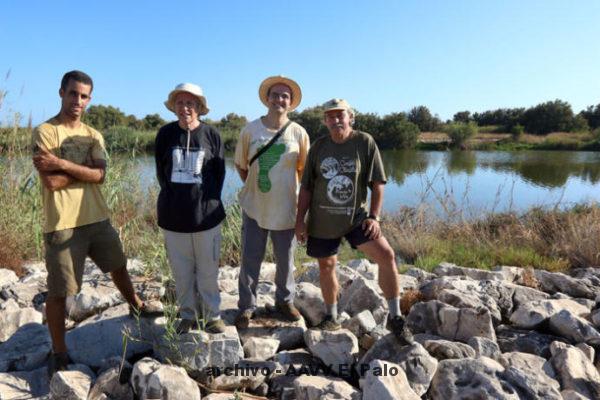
[135,150,600,217]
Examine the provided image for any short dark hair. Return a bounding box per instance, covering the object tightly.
[60,70,94,92]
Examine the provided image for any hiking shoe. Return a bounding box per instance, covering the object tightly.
[235,309,253,329]
[47,352,70,379]
[129,300,164,318]
[176,319,198,335]
[205,318,226,334]
[275,302,302,321]
[386,315,414,345]
[317,315,341,331]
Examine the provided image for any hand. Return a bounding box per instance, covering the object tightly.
[295,221,308,244]
[33,148,64,172]
[362,218,382,240]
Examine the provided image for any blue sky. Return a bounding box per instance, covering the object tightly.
[1,0,599,126]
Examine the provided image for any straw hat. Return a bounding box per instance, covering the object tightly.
[164,83,209,115]
[258,76,302,111]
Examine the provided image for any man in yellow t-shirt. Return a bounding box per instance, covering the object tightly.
[32,70,162,379]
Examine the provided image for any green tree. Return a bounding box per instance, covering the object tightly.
[522,99,574,135]
[354,112,382,135]
[218,113,247,132]
[378,113,419,149]
[453,111,471,123]
[446,122,477,148]
[579,104,600,129]
[408,106,441,131]
[83,105,127,130]
[290,106,328,141]
[142,113,165,130]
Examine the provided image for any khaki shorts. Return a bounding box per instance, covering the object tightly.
[44,219,127,298]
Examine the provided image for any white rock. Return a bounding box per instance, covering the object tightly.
[347,258,378,280]
[294,282,326,326]
[66,285,124,322]
[339,276,387,324]
[510,298,590,329]
[362,359,420,400]
[0,306,43,341]
[131,357,200,400]
[294,375,361,400]
[0,367,49,399]
[550,341,600,399]
[548,309,600,344]
[50,369,94,400]
[66,303,153,369]
[304,329,358,375]
[0,268,18,288]
[243,337,280,360]
[0,323,51,372]
[88,367,133,400]
[342,309,377,338]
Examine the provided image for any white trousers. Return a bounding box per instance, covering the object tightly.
[162,224,222,321]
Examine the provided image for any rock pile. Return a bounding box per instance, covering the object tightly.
[2,259,600,399]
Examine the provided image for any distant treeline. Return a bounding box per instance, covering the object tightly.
[50,99,600,151]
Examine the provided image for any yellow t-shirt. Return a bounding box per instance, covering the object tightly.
[32,117,110,233]
[234,119,309,230]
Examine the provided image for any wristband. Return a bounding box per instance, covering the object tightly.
[367,214,381,222]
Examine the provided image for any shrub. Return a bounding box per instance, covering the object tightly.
[445,122,477,148]
[511,124,524,141]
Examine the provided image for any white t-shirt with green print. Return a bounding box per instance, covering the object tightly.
[234,118,309,230]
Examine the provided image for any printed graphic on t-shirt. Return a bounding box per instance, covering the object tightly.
[257,142,286,193]
[60,136,97,166]
[170,146,205,184]
[319,156,356,214]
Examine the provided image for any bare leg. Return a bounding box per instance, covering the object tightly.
[318,256,339,305]
[110,265,143,309]
[46,296,67,353]
[357,237,399,299]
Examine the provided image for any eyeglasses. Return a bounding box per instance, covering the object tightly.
[175,100,199,109]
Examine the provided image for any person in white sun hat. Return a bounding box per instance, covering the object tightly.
[155,82,226,334]
[233,76,310,329]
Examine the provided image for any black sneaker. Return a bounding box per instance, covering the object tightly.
[317,315,341,331]
[386,315,414,345]
[47,352,70,379]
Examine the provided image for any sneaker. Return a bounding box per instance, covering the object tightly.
[129,300,164,318]
[176,319,198,334]
[386,315,414,345]
[47,352,70,379]
[204,318,226,334]
[275,302,302,321]
[317,315,341,331]
[234,309,253,329]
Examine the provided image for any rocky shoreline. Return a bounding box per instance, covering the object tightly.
[1,259,600,399]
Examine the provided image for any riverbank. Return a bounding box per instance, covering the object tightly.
[1,153,598,279]
[3,126,600,153]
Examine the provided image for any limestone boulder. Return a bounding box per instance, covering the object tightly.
[362,359,420,400]
[294,282,326,327]
[293,375,361,400]
[131,357,201,400]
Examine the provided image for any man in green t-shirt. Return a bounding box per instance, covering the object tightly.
[295,99,412,343]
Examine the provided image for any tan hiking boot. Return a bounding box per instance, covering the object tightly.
[276,302,302,321]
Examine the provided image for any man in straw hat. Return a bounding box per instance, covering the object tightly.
[295,98,413,343]
[32,70,163,378]
[155,82,226,334]
[234,76,310,328]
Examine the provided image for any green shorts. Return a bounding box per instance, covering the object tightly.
[44,219,127,298]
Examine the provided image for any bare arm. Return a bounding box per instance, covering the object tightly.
[295,185,312,243]
[38,171,75,192]
[33,148,106,186]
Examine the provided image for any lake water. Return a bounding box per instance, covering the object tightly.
[135,150,600,217]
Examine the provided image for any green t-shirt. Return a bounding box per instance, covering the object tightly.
[301,131,386,239]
